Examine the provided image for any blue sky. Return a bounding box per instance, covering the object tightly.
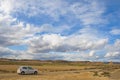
[0,0,120,62]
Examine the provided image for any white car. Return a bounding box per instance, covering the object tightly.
[17,66,38,75]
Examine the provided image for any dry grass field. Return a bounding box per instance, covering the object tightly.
[0,59,120,80]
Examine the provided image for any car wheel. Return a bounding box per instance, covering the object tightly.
[21,71,25,75]
[34,71,38,75]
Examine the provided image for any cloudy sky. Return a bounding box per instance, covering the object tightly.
[0,0,120,62]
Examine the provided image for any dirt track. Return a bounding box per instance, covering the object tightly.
[0,70,110,80]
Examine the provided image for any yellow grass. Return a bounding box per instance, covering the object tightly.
[0,71,109,80]
[0,60,119,80]
[0,64,93,73]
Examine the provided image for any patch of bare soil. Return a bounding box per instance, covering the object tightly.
[110,69,120,80]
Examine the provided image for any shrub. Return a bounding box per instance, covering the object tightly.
[101,71,110,77]
[93,71,98,76]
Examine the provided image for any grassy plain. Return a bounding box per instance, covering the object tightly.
[0,59,120,80]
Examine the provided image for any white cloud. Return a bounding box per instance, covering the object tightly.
[0,46,102,61]
[0,14,16,26]
[0,46,34,59]
[0,0,15,14]
[31,51,98,61]
[110,29,120,35]
[0,0,114,61]
[0,0,68,20]
[70,0,106,26]
[89,50,95,57]
[105,52,120,57]
[26,33,108,53]
[0,47,16,58]
[0,0,106,23]
[105,39,120,52]
[105,39,120,59]
[39,24,70,33]
[0,13,41,47]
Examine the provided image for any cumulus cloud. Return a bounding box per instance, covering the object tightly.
[0,0,15,14]
[89,50,95,57]
[105,52,120,58]
[0,46,34,59]
[0,0,115,61]
[0,12,56,47]
[26,33,108,53]
[105,39,120,60]
[0,47,16,58]
[0,15,40,47]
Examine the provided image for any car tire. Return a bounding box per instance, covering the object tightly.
[21,71,25,75]
[34,71,38,75]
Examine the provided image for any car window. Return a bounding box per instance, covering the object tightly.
[28,67,33,70]
[22,67,27,69]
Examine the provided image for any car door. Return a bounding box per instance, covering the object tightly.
[22,67,29,74]
[28,67,34,74]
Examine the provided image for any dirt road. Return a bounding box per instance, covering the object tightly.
[0,70,110,80]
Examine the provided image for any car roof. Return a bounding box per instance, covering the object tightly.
[19,66,32,68]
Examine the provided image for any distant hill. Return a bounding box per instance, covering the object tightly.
[0,58,120,64]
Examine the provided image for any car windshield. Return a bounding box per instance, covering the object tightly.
[28,67,33,70]
[22,67,27,69]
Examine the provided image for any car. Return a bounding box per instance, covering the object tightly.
[17,66,38,75]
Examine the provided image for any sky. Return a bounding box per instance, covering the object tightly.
[0,0,120,62]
